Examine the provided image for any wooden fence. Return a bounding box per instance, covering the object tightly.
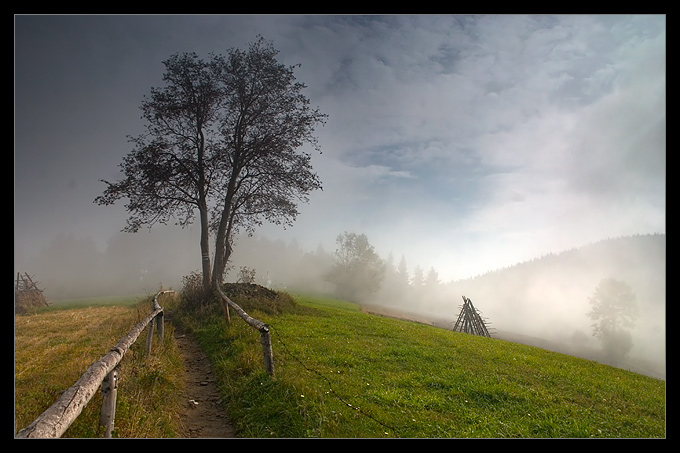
[15,290,174,439]
[216,286,274,377]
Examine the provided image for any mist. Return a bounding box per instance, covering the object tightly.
[16,226,663,379]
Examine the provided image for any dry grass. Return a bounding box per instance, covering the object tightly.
[15,299,186,437]
[15,306,138,434]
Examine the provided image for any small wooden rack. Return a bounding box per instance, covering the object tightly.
[452,295,492,338]
[15,272,48,313]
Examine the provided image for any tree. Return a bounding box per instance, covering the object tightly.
[95,36,326,294]
[425,267,440,287]
[95,51,222,291]
[411,265,424,288]
[587,278,639,362]
[327,232,386,302]
[236,266,257,284]
[396,255,409,286]
[209,38,325,288]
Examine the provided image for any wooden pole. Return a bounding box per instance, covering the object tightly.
[156,310,164,342]
[99,368,118,437]
[15,301,164,438]
[260,327,275,377]
[216,285,274,376]
[146,318,155,356]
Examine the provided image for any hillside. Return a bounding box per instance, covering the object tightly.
[15,288,665,437]
[374,234,666,379]
[181,293,665,437]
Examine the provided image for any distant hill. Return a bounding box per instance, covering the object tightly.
[375,234,666,379]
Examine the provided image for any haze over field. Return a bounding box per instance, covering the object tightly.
[15,16,664,377]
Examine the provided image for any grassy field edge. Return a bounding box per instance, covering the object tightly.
[175,292,666,438]
[15,290,666,438]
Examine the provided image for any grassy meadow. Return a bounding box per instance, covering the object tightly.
[176,293,666,438]
[15,290,665,438]
[14,293,187,437]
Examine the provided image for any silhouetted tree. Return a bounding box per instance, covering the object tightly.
[327,232,386,302]
[587,278,638,362]
[95,36,326,293]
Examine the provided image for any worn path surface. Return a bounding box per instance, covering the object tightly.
[174,329,237,438]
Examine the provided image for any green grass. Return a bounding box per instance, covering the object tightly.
[174,294,666,438]
[16,290,666,438]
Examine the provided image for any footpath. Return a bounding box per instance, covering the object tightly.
[174,329,237,438]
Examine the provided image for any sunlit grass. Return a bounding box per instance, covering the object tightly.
[14,293,186,437]
[17,291,665,438]
[181,294,665,438]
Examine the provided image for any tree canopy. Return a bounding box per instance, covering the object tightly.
[326,232,386,302]
[95,36,326,292]
[587,278,639,362]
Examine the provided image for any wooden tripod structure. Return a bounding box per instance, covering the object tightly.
[15,272,48,313]
[452,296,491,337]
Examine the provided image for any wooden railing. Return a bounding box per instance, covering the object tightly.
[15,290,175,438]
[216,286,274,377]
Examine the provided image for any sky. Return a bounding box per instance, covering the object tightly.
[14,14,666,282]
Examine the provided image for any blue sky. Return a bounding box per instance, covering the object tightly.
[14,15,665,281]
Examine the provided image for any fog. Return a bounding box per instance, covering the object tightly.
[15,227,664,379]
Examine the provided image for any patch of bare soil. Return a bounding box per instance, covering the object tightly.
[174,329,237,438]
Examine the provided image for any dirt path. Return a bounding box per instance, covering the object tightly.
[174,329,238,438]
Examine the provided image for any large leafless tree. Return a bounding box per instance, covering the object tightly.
[95,37,326,293]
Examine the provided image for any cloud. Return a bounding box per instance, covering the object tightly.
[14,14,665,283]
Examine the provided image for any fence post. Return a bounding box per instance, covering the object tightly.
[260,326,274,377]
[15,294,168,438]
[99,368,118,438]
[156,310,164,342]
[145,317,155,356]
[153,298,164,343]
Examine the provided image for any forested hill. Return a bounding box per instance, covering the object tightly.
[455,233,665,301]
[438,233,665,378]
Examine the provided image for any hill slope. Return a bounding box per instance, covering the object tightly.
[181,292,665,438]
[371,234,666,379]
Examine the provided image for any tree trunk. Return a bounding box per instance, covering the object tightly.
[198,204,212,292]
[196,128,212,292]
[211,161,240,291]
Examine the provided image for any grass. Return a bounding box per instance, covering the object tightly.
[175,293,666,438]
[43,293,149,311]
[14,293,187,438]
[15,289,666,438]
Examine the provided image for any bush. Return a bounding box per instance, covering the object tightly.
[179,271,214,310]
[221,283,298,315]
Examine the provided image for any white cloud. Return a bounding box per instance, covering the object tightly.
[15,14,665,283]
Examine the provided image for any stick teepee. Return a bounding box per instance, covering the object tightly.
[452,295,492,337]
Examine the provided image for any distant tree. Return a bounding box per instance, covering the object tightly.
[411,265,424,288]
[95,36,326,295]
[327,232,386,302]
[425,267,440,287]
[587,278,638,362]
[236,266,257,284]
[396,255,409,286]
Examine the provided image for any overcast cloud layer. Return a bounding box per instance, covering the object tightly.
[14,14,665,282]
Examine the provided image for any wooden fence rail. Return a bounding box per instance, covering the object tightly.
[15,290,175,439]
[216,286,274,377]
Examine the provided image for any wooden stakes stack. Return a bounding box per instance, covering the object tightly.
[452,295,492,338]
[15,272,48,314]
